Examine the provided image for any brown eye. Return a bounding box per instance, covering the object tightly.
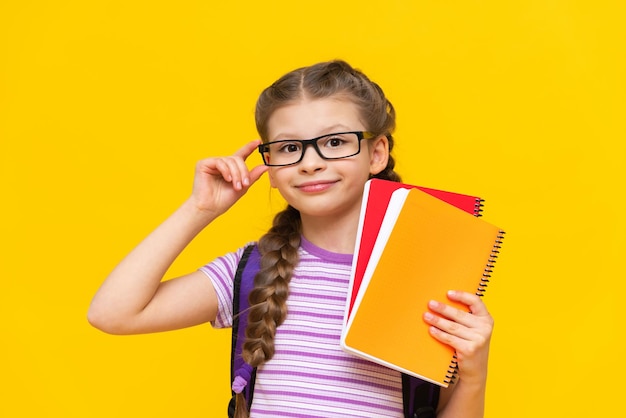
[323,135,348,149]
[328,137,343,147]
[285,143,300,153]
[274,142,302,154]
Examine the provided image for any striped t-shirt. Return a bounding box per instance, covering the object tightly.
[199,236,404,417]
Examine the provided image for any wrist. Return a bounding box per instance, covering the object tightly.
[455,374,487,394]
[178,198,219,230]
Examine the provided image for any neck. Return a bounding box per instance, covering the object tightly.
[299,210,361,254]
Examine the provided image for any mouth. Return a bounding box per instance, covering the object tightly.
[295,180,338,193]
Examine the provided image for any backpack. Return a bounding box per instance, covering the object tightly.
[228,245,440,418]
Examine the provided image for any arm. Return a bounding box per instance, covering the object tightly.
[423,291,494,418]
[87,140,268,335]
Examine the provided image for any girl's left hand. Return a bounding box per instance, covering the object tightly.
[423,290,494,386]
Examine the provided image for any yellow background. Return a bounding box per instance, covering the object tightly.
[1,1,624,417]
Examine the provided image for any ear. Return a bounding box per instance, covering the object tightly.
[368,135,390,176]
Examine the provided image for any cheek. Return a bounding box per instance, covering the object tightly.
[268,171,275,188]
[268,168,279,188]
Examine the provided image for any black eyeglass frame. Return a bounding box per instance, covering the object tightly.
[257,131,373,167]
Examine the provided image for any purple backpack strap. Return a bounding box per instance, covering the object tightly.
[402,373,440,418]
[228,245,259,418]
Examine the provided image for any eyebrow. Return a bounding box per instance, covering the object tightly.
[271,125,354,141]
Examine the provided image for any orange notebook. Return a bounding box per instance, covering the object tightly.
[341,187,504,387]
[346,179,484,320]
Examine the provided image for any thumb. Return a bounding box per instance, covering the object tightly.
[248,164,269,185]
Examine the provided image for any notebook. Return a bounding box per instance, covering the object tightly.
[346,179,484,320]
[341,185,504,387]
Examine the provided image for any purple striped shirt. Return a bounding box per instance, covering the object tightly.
[199,236,403,417]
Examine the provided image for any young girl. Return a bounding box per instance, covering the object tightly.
[89,60,494,418]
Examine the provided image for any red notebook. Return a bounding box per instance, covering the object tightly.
[345,179,484,320]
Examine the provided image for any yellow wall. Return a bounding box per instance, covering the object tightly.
[1,1,624,417]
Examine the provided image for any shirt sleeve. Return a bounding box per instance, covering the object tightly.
[198,243,254,329]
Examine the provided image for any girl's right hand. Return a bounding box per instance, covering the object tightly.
[88,140,268,335]
[190,140,269,218]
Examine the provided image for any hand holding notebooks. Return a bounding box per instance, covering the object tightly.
[341,182,504,387]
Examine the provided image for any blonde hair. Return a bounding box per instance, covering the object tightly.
[234,60,401,417]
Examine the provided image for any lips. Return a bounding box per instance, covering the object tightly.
[295,180,338,193]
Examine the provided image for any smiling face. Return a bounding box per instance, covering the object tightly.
[266,96,389,220]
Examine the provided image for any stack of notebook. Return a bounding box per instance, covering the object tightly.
[341,179,505,387]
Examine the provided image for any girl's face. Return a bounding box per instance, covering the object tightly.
[266,97,389,220]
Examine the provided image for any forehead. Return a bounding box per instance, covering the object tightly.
[267,97,365,141]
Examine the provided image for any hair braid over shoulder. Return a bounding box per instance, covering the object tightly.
[242,205,301,366]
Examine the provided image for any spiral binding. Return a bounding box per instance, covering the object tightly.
[474,198,485,217]
[476,230,505,297]
[445,355,459,385]
[441,229,506,385]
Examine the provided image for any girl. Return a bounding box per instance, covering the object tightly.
[88,60,494,418]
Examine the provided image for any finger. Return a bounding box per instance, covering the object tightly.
[211,158,234,182]
[426,320,467,349]
[428,322,490,359]
[423,311,475,341]
[447,290,490,317]
[248,164,269,185]
[219,157,248,190]
[231,140,265,189]
[233,139,263,161]
[424,309,492,352]
[427,299,475,328]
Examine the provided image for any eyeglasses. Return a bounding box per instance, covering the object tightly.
[257,131,372,167]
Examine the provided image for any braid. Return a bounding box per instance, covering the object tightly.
[370,97,401,182]
[242,205,301,367]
